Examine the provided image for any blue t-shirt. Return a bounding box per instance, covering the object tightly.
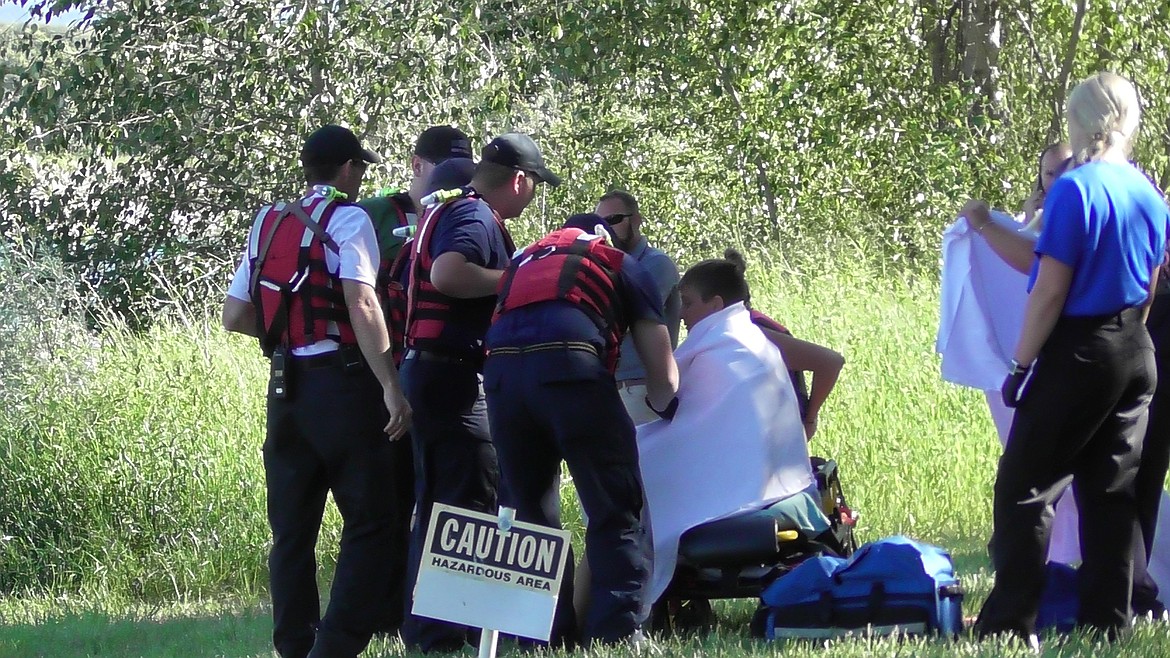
[421,196,514,354]
[1028,161,1169,316]
[614,237,680,381]
[486,249,666,354]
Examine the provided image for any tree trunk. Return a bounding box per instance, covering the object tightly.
[959,0,1002,121]
[920,0,960,87]
[1048,0,1088,142]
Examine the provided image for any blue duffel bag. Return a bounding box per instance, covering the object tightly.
[758,535,964,639]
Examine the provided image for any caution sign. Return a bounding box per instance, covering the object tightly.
[412,503,571,641]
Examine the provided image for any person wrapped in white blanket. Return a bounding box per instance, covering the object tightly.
[637,253,829,616]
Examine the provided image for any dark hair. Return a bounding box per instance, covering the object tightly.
[681,248,750,306]
[599,189,639,216]
[304,161,345,186]
[471,160,521,191]
[1035,142,1071,192]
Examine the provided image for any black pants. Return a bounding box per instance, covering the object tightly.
[484,349,650,645]
[1134,288,1170,613]
[977,308,1155,637]
[400,357,498,651]
[263,358,408,658]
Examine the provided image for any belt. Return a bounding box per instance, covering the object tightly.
[290,345,363,371]
[486,341,600,358]
[403,348,483,366]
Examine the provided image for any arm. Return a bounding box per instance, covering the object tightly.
[342,279,412,440]
[430,251,505,298]
[1011,256,1073,365]
[1143,266,1162,324]
[961,199,1036,274]
[221,296,257,337]
[758,326,844,428]
[630,320,679,413]
[642,252,682,347]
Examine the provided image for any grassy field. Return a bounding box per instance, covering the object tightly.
[1,261,1167,656]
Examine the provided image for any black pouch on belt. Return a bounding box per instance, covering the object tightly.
[339,344,365,373]
[269,346,290,399]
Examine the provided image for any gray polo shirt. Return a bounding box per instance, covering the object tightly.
[615,236,681,382]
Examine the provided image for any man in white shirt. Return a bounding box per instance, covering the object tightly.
[221,125,410,658]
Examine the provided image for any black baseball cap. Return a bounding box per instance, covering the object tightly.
[414,126,473,163]
[423,157,476,196]
[301,125,382,166]
[480,132,562,187]
[563,212,616,241]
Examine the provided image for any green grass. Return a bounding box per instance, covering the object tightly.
[1,262,1167,656]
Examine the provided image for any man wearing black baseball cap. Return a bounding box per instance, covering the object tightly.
[222,123,411,658]
[301,124,383,169]
[478,131,562,187]
[399,131,559,652]
[355,125,473,637]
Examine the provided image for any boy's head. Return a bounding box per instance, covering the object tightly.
[679,249,749,330]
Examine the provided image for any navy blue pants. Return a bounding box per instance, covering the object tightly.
[263,358,408,658]
[400,357,498,652]
[977,309,1155,638]
[484,348,650,645]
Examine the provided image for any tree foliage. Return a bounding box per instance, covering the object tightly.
[2,0,1170,318]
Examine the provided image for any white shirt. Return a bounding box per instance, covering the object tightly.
[226,188,380,356]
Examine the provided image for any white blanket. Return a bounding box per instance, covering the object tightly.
[936,211,1032,390]
[938,215,1170,602]
[637,302,812,606]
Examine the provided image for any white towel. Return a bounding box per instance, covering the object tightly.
[936,211,1031,390]
[636,302,812,608]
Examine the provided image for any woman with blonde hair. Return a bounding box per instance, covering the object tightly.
[964,72,1169,643]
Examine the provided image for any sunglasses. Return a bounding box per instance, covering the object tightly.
[604,213,633,225]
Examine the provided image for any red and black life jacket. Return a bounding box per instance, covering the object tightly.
[369,192,416,366]
[383,240,413,365]
[494,228,628,372]
[404,190,515,353]
[749,309,811,421]
[247,195,356,356]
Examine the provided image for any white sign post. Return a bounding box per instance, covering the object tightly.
[412,503,571,656]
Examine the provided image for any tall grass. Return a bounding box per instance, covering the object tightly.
[5,241,1168,656]
[1,240,1001,604]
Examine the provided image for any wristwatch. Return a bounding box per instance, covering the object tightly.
[1008,359,1031,375]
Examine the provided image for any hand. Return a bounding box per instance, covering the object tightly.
[383,386,412,440]
[802,415,818,441]
[645,395,680,422]
[1023,188,1044,217]
[1001,360,1034,408]
[960,199,991,232]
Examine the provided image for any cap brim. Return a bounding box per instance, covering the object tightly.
[360,148,383,165]
[533,167,562,187]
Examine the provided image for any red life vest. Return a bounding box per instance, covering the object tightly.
[369,193,416,366]
[749,309,790,335]
[493,228,628,371]
[749,309,811,420]
[404,191,515,353]
[247,195,356,356]
[383,240,412,365]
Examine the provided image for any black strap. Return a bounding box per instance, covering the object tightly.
[286,201,340,254]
